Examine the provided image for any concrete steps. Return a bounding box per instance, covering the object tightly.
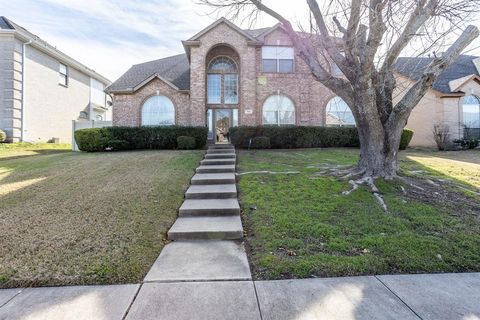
[208,144,234,149]
[185,184,237,199]
[200,158,236,166]
[196,164,235,173]
[207,148,235,154]
[191,173,236,185]
[168,216,243,240]
[179,198,240,216]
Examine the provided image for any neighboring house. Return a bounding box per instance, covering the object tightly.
[107,18,480,147]
[394,55,480,147]
[0,17,111,143]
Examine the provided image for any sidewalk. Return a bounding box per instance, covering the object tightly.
[0,273,479,320]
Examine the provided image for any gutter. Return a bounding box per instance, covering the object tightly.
[21,39,32,142]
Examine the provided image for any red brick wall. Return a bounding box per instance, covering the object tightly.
[112,22,337,127]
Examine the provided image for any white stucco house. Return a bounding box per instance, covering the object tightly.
[0,16,111,143]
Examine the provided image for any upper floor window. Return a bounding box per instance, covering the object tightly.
[262,46,294,73]
[463,95,480,129]
[207,56,238,104]
[263,94,295,125]
[59,63,68,86]
[325,96,355,126]
[141,95,175,126]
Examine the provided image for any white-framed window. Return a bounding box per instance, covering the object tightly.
[325,96,355,126]
[262,94,295,125]
[59,63,68,86]
[141,95,175,126]
[463,95,480,129]
[207,56,238,105]
[262,46,294,73]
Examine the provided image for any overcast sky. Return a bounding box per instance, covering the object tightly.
[2,0,480,81]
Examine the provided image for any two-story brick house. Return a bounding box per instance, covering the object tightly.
[107,18,480,147]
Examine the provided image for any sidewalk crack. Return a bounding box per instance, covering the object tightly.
[374,275,423,320]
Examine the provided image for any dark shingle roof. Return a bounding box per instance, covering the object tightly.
[243,27,272,38]
[106,54,190,92]
[394,55,479,93]
[0,16,14,29]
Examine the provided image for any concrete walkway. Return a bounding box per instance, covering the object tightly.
[1,145,480,319]
[1,273,479,319]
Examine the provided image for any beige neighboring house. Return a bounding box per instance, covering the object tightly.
[107,18,479,147]
[0,17,111,143]
[394,55,480,147]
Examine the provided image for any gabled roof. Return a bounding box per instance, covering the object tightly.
[0,16,14,29]
[0,16,110,85]
[187,17,259,42]
[106,54,190,93]
[394,55,480,94]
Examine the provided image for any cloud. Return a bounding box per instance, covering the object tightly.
[1,0,479,81]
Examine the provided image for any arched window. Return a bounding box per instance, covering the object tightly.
[262,94,295,125]
[141,95,175,126]
[325,96,355,126]
[207,56,238,104]
[463,95,480,129]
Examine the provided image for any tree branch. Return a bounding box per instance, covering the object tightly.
[389,25,479,126]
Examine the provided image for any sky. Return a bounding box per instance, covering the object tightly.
[1,0,480,82]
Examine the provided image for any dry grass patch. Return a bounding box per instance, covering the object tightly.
[0,149,202,288]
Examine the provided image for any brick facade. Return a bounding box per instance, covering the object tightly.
[111,20,335,130]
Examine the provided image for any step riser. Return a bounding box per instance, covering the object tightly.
[208,145,234,149]
[168,231,243,241]
[191,178,235,185]
[207,149,234,154]
[196,168,235,173]
[204,154,236,159]
[185,192,237,199]
[200,160,236,165]
[179,207,240,216]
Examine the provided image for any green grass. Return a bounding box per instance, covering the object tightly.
[238,148,480,279]
[0,142,71,159]
[0,146,202,288]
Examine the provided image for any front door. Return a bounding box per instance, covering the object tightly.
[207,109,238,143]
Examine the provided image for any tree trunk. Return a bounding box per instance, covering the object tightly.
[353,90,405,179]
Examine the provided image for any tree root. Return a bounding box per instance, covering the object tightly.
[236,171,300,176]
[312,166,390,213]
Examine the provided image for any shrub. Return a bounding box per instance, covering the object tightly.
[74,128,111,152]
[177,136,196,149]
[250,136,271,149]
[0,129,6,143]
[107,139,130,151]
[453,138,479,150]
[74,126,207,152]
[230,126,359,149]
[432,124,450,151]
[399,128,414,150]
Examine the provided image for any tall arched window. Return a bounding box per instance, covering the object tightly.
[463,95,480,128]
[141,95,175,126]
[207,56,238,104]
[262,94,295,125]
[325,96,355,126]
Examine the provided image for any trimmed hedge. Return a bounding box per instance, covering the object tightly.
[399,129,414,150]
[251,136,271,149]
[75,126,208,152]
[230,126,414,150]
[0,129,6,143]
[230,126,359,149]
[177,136,196,150]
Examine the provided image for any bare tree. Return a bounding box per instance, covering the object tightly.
[198,0,479,179]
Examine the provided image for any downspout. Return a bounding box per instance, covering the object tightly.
[21,39,32,141]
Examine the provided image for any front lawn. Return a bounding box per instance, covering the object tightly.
[0,144,202,288]
[238,148,480,279]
